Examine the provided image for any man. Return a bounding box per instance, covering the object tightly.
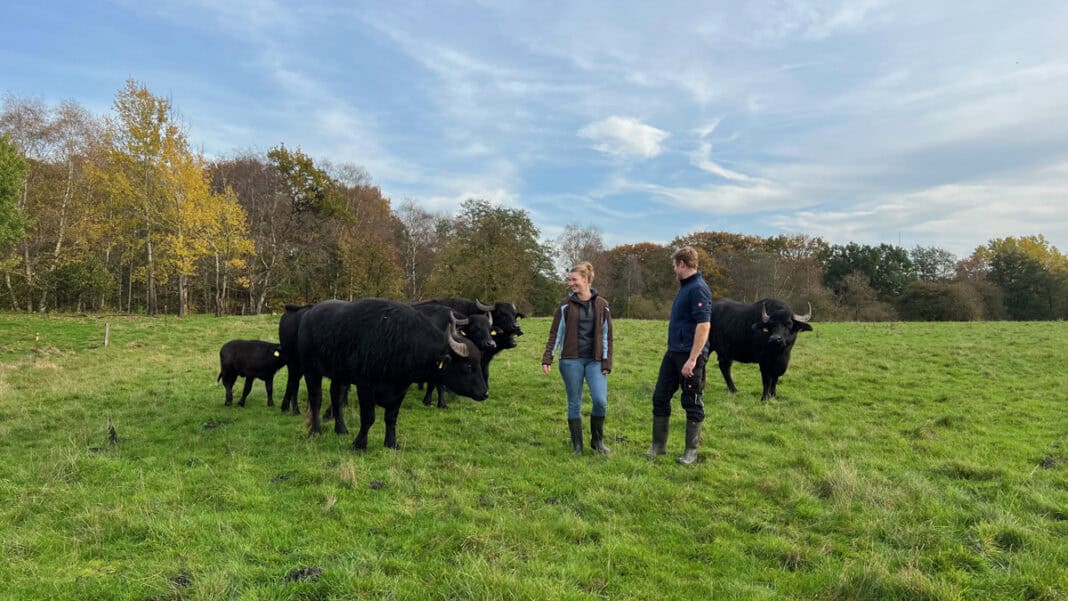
[647,246,712,465]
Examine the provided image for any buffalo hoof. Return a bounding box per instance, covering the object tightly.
[352,439,368,452]
[335,425,349,435]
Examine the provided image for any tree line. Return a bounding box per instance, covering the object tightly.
[2,81,1066,320]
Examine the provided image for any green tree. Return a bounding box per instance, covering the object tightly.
[0,133,28,253]
[428,199,552,308]
[910,245,957,282]
[820,242,914,298]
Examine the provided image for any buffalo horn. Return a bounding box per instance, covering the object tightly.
[446,322,470,357]
[794,302,813,323]
[450,311,470,327]
[761,303,770,323]
[475,299,494,312]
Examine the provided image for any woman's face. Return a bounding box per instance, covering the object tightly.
[567,271,589,292]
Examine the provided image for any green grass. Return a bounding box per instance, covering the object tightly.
[1,314,1066,600]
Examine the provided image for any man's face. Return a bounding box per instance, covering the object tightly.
[673,260,688,280]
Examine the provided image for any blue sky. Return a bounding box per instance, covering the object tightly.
[3,1,1067,257]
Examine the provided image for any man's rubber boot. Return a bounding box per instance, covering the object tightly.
[590,415,610,454]
[645,415,670,459]
[677,420,702,465]
[568,418,583,455]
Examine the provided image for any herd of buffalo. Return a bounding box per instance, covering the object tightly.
[217,296,812,451]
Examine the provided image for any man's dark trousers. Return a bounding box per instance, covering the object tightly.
[651,351,707,422]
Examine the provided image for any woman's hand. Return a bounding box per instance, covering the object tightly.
[602,369,610,376]
[542,363,551,375]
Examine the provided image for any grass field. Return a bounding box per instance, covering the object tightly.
[0,313,1066,600]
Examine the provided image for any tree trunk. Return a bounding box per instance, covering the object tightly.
[178,273,187,317]
[5,272,19,310]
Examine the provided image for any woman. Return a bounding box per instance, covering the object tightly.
[541,262,614,454]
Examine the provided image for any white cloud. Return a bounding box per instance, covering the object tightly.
[578,116,669,159]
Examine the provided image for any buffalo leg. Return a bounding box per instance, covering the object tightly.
[436,384,448,409]
[238,377,255,407]
[329,380,349,435]
[281,366,301,414]
[352,384,375,451]
[760,366,773,401]
[718,358,737,393]
[422,382,434,406]
[222,372,238,406]
[264,376,275,407]
[383,386,407,449]
[305,372,324,435]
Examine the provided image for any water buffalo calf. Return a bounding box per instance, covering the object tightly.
[217,340,287,407]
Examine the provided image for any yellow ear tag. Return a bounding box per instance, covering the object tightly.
[460,330,466,336]
[491,329,497,336]
[274,351,280,357]
[437,361,444,370]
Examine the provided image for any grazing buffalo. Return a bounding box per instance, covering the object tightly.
[412,303,496,408]
[278,303,314,414]
[421,298,524,387]
[709,298,813,401]
[297,299,487,450]
[217,340,287,407]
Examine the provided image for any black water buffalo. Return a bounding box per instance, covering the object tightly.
[297,299,487,449]
[421,298,524,387]
[217,340,287,407]
[709,298,813,401]
[412,303,496,408]
[278,303,314,414]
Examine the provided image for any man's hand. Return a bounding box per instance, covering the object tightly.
[542,363,551,376]
[602,369,610,376]
[681,357,697,378]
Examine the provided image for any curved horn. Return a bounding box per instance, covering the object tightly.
[475,299,494,312]
[450,311,470,327]
[446,322,470,357]
[761,303,770,323]
[793,302,813,323]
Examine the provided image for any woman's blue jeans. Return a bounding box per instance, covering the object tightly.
[558,358,607,419]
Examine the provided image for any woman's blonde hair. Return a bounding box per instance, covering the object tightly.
[569,261,595,284]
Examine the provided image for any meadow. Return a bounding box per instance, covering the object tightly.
[0,313,1065,600]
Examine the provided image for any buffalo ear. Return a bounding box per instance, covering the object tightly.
[793,321,813,332]
[751,322,764,332]
[437,354,452,371]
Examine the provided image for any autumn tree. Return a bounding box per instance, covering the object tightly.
[985,235,1068,320]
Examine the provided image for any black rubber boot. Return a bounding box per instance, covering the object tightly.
[646,415,670,458]
[677,420,702,465]
[590,416,610,454]
[568,418,583,455]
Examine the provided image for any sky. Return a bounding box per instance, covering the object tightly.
[3,1,1067,257]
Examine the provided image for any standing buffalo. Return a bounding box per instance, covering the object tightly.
[709,298,813,401]
[217,340,287,407]
[297,299,487,449]
[421,298,524,387]
[278,303,314,414]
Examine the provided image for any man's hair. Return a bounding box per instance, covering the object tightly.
[569,261,595,284]
[673,246,699,269]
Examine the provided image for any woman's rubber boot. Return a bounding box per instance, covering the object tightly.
[590,416,610,454]
[677,420,702,465]
[646,416,669,459]
[568,418,583,455]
